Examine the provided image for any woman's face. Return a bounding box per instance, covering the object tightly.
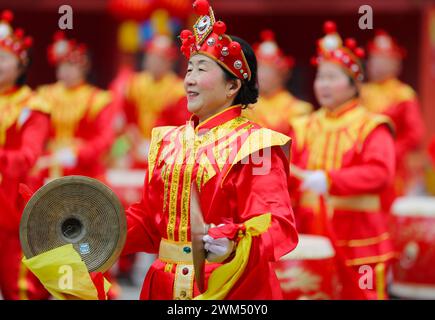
[143,52,173,80]
[258,63,286,97]
[367,53,401,82]
[314,61,358,110]
[0,49,21,90]
[56,62,87,88]
[184,54,240,120]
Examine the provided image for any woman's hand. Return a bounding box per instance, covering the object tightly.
[203,234,235,263]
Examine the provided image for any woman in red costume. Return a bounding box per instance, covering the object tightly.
[36,32,114,181]
[290,21,396,299]
[0,10,51,300]
[122,0,298,300]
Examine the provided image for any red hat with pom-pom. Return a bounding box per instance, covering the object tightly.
[47,31,88,66]
[312,21,365,82]
[144,34,177,60]
[254,30,294,72]
[179,0,251,81]
[0,10,33,65]
[367,29,406,59]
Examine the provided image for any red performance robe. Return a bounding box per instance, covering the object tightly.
[0,85,51,300]
[290,99,396,299]
[361,78,424,201]
[243,90,313,136]
[36,82,114,180]
[123,105,298,300]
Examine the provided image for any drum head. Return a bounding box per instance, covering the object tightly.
[19,176,126,273]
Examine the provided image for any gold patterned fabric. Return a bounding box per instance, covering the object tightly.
[37,82,112,149]
[0,86,50,146]
[126,72,185,139]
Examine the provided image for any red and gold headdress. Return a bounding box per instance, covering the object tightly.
[179,0,251,81]
[47,31,88,66]
[0,10,33,65]
[311,21,365,82]
[254,30,294,72]
[144,34,177,60]
[367,29,406,59]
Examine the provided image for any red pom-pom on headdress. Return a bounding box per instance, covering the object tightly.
[314,20,365,82]
[47,32,88,66]
[179,0,252,81]
[0,10,32,64]
[193,0,210,16]
[368,28,406,59]
[254,29,295,72]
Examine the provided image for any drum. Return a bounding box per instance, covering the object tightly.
[106,169,146,207]
[390,196,435,299]
[273,234,339,300]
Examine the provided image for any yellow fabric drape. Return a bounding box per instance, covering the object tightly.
[195,213,271,300]
[22,244,111,300]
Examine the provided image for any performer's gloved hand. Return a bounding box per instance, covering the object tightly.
[301,170,328,195]
[203,234,235,263]
[54,147,77,168]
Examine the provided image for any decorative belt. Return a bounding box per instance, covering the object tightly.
[158,238,195,300]
[301,192,381,212]
[158,238,194,265]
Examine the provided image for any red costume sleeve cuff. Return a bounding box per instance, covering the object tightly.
[207,223,246,241]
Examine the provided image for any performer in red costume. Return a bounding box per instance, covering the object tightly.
[0,10,51,300]
[122,0,298,300]
[36,31,115,181]
[290,21,396,299]
[244,30,312,135]
[361,30,425,208]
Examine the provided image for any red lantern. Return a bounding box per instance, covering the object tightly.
[108,0,157,21]
[160,0,192,19]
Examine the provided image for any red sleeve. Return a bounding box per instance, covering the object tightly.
[123,99,139,125]
[0,111,49,179]
[394,99,425,161]
[328,125,395,195]
[287,126,304,202]
[288,126,301,166]
[77,104,115,165]
[429,137,435,167]
[122,171,161,255]
[226,146,299,262]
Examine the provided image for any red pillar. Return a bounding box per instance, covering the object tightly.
[419,5,435,146]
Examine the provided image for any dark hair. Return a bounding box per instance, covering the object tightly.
[347,75,360,98]
[15,49,32,86]
[220,35,258,108]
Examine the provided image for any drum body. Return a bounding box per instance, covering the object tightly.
[273,234,339,299]
[106,169,146,207]
[390,196,435,299]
